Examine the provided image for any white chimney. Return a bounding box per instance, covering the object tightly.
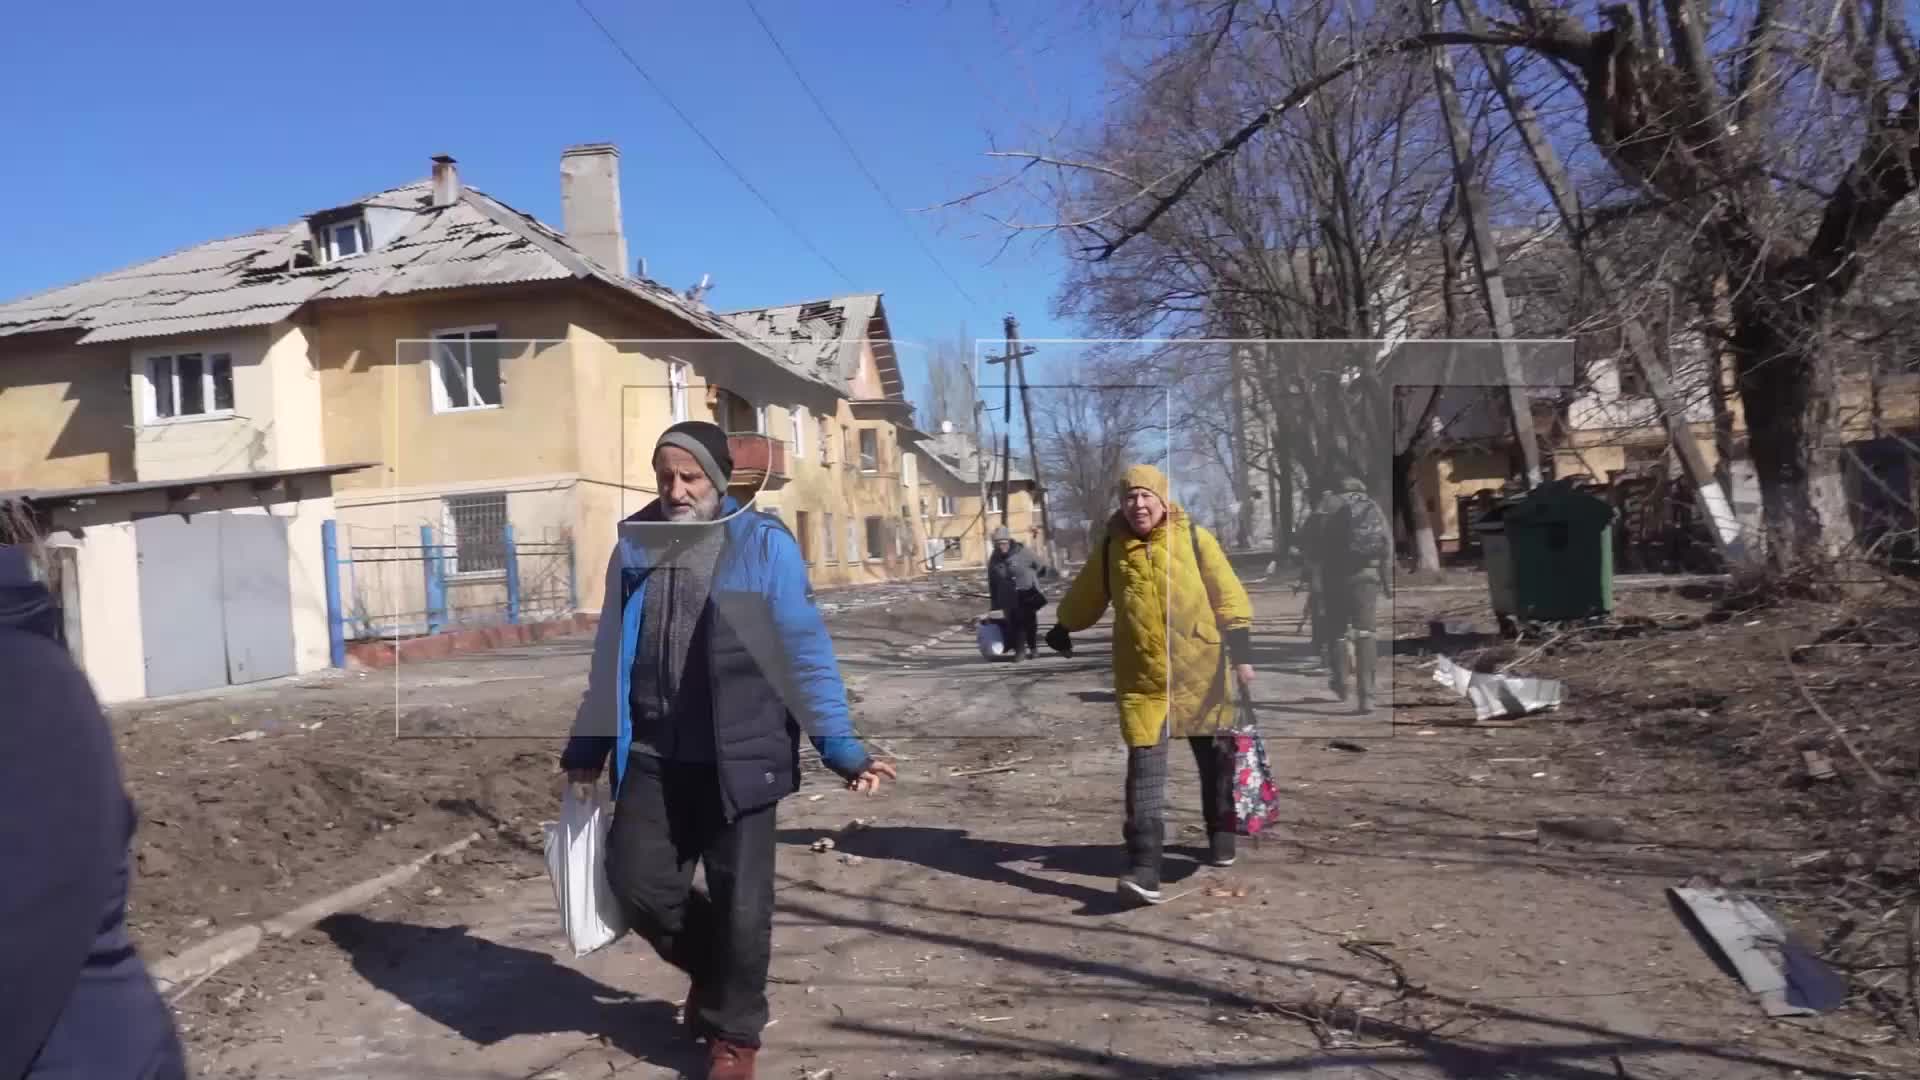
[430,154,461,206]
[560,143,628,274]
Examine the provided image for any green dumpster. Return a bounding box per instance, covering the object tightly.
[1474,512,1517,620]
[1501,479,1615,621]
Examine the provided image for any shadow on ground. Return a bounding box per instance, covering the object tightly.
[777,825,1208,915]
[768,881,1864,1080]
[317,913,703,1076]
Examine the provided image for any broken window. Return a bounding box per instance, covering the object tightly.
[144,351,234,421]
[431,327,503,412]
[668,361,689,423]
[859,429,879,472]
[865,517,884,561]
[1617,357,1648,398]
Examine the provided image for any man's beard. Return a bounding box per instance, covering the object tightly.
[664,489,722,522]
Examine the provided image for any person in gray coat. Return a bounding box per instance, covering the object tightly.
[987,526,1049,661]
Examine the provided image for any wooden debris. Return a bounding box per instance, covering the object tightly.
[949,755,1034,778]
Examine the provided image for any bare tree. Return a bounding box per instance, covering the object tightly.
[982,0,1920,568]
[1008,0,1514,569]
[1032,352,1168,547]
[916,326,979,436]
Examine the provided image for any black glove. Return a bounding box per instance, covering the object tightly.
[1045,624,1074,657]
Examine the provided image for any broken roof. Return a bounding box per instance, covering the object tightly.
[0,181,830,390]
[916,428,1033,487]
[723,294,906,398]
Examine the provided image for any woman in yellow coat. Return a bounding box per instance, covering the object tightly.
[1044,464,1256,905]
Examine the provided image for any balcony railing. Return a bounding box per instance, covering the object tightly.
[728,434,790,492]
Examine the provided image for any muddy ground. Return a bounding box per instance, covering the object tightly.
[115,570,1920,1079]
[114,580,984,953]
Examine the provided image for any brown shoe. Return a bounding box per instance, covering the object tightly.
[707,1038,758,1080]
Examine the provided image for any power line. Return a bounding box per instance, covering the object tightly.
[572,0,856,289]
[741,0,983,310]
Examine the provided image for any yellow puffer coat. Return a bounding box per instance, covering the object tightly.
[1055,504,1255,748]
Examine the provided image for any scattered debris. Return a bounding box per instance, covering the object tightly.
[213,730,265,744]
[1538,817,1629,844]
[810,838,836,854]
[838,854,865,867]
[1668,885,1847,1017]
[948,755,1034,778]
[1801,749,1837,782]
[1325,740,1368,753]
[1432,655,1563,721]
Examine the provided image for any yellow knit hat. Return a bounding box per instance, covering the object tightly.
[1116,463,1171,504]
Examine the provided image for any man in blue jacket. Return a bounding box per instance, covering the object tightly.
[562,421,894,1080]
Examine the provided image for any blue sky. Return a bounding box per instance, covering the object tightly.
[0,0,1127,397]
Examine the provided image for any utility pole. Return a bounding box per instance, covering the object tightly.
[973,395,989,562]
[986,316,1038,536]
[1006,316,1055,566]
[1418,0,1543,490]
[999,337,1013,530]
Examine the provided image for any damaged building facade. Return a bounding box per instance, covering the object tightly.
[0,145,937,701]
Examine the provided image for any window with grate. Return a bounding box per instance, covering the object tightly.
[444,493,508,575]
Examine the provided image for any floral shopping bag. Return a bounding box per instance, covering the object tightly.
[1223,700,1281,837]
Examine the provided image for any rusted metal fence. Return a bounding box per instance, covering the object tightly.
[320,519,575,664]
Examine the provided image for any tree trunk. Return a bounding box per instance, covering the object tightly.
[1730,303,1828,564]
[1393,449,1443,572]
[1274,423,1294,559]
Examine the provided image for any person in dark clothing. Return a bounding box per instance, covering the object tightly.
[561,422,895,1080]
[0,534,188,1080]
[986,526,1048,662]
[1301,476,1393,712]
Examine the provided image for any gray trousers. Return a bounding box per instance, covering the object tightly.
[1123,734,1230,872]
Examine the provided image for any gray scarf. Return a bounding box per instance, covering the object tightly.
[630,524,727,761]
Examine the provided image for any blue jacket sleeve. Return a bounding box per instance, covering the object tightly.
[762,528,873,781]
[560,545,623,772]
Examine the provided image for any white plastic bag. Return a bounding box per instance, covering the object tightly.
[542,783,627,957]
[977,618,1008,659]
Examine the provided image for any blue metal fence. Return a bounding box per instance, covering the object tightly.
[321,519,577,662]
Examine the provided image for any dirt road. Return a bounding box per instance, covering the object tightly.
[154,581,1900,1079]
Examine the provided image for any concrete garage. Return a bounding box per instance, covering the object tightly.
[2,463,367,703]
